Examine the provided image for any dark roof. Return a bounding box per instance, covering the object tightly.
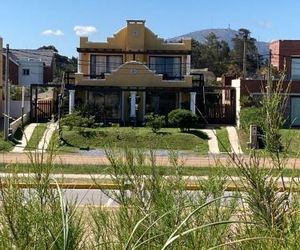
[3,49,55,66]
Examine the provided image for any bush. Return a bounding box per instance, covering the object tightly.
[168,109,197,131]
[145,113,165,133]
[76,103,107,123]
[239,107,264,134]
[60,112,95,130]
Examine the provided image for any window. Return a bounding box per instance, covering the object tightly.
[90,55,123,78]
[291,57,300,80]
[149,56,182,80]
[23,69,30,75]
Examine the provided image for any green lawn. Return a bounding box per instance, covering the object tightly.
[280,129,300,156]
[1,163,300,177]
[57,127,209,154]
[25,123,48,150]
[237,128,300,156]
[237,129,250,154]
[0,133,15,152]
[216,127,231,153]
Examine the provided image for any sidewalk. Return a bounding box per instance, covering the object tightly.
[226,126,243,154]
[201,128,220,154]
[11,123,38,153]
[1,151,300,168]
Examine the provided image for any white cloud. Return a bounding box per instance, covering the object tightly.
[74,25,97,36]
[42,29,64,36]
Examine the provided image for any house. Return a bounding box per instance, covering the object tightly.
[232,40,300,127]
[70,20,195,124]
[2,49,55,86]
[0,37,2,116]
[190,68,216,85]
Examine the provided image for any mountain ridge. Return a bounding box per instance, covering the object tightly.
[168,28,269,55]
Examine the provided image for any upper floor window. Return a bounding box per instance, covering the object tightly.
[90,55,123,78]
[291,57,300,80]
[149,56,182,80]
[23,69,30,75]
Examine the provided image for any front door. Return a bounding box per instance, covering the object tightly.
[291,97,300,126]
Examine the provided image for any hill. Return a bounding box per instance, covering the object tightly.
[169,28,269,55]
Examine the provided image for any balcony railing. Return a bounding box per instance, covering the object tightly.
[86,73,105,79]
[162,74,184,80]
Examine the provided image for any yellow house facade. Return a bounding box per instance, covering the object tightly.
[71,20,199,124]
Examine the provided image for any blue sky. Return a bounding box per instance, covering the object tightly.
[1,0,300,57]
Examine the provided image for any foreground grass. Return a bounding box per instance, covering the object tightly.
[58,127,209,153]
[216,127,231,152]
[25,123,48,150]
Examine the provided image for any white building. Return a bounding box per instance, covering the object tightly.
[18,59,44,86]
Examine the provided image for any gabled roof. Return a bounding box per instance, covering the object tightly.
[3,49,55,66]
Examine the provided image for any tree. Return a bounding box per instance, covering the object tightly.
[38,45,58,52]
[191,33,230,77]
[230,28,262,77]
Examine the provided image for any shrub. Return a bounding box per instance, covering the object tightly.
[239,107,264,134]
[168,109,197,131]
[145,113,165,133]
[76,103,107,123]
[60,112,95,130]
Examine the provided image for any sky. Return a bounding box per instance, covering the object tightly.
[1,0,300,57]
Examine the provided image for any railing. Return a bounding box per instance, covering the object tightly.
[162,74,184,80]
[86,73,105,79]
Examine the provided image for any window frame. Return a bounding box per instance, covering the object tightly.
[148,56,182,80]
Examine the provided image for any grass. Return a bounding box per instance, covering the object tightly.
[25,123,48,150]
[58,126,209,154]
[215,127,231,152]
[280,129,300,156]
[238,128,300,156]
[237,128,250,153]
[0,132,15,151]
[2,162,300,177]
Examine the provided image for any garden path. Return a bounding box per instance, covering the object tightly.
[11,123,38,153]
[226,126,243,154]
[200,128,220,154]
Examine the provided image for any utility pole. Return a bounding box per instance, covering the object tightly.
[267,49,272,98]
[268,49,272,81]
[4,44,9,140]
[242,34,247,78]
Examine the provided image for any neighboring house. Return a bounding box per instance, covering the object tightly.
[1,51,19,85]
[232,40,300,127]
[70,20,194,124]
[190,68,216,85]
[270,40,300,80]
[2,49,55,85]
[18,59,43,86]
[0,37,2,116]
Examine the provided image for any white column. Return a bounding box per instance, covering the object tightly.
[186,55,191,75]
[178,92,182,109]
[190,92,196,115]
[77,53,83,73]
[69,89,75,114]
[130,91,137,118]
